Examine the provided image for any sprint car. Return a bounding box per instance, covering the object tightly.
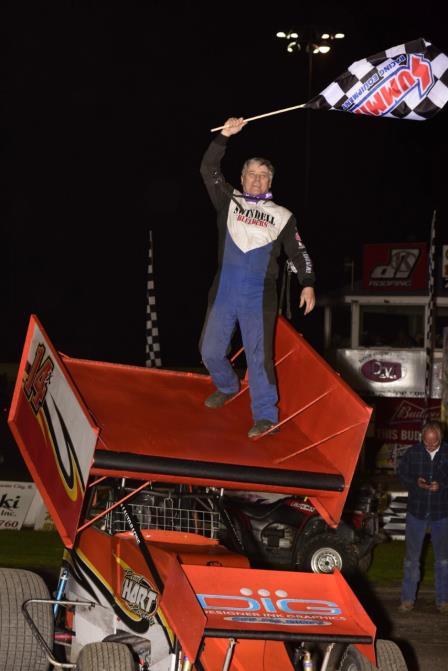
[3,315,408,670]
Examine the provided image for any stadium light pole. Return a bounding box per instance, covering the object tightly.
[276,28,345,218]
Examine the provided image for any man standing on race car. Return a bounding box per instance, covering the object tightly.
[199,117,315,438]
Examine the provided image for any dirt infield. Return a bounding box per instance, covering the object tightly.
[354,580,448,671]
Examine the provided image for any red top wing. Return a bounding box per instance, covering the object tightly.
[9,315,371,543]
[64,317,371,526]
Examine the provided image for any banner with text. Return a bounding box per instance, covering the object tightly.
[0,481,36,530]
[362,243,428,291]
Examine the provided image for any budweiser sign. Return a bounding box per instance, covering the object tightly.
[390,400,441,424]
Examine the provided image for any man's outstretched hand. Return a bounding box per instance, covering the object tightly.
[300,287,316,315]
[221,117,246,137]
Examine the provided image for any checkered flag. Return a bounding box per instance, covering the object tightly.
[424,210,437,415]
[145,229,162,368]
[305,38,448,120]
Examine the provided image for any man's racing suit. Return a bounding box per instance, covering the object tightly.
[199,134,315,424]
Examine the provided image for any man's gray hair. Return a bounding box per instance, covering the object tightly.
[422,420,443,437]
[241,157,275,179]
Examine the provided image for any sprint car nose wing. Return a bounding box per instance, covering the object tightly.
[152,546,376,667]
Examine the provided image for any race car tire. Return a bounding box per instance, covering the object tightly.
[338,644,376,670]
[375,639,407,670]
[0,567,53,671]
[77,641,136,670]
[295,534,358,576]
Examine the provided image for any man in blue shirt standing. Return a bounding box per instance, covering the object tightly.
[398,420,448,612]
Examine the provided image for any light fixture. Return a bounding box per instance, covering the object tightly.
[276,28,346,56]
[276,30,300,41]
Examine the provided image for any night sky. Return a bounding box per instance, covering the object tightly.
[2,1,447,368]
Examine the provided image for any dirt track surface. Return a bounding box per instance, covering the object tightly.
[354,581,448,671]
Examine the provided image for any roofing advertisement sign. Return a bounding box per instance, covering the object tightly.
[362,243,428,291]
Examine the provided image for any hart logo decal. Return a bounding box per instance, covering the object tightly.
[121,570,159,621]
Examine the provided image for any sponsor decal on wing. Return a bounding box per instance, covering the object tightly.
[197,587,345,627]
[24,344,85,502]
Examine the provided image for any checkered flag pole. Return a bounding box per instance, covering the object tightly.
[145,229,162,368]
[424,210,437,414]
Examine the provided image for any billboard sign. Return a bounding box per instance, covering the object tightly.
[362,243,428,291]
[0,481,36,530]
[336,349,443,398]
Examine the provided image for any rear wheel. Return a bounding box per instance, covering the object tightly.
[76,642,136,671]
[375,639,407,670]
[0,567,53,671]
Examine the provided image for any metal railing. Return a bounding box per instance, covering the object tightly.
[105,498,221,539]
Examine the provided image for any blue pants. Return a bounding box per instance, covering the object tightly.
[200,269,278,424]
[401,513,448,605]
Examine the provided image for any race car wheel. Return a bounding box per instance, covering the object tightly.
[77,641,136,670]
[375,639,407,670]
[338,644,375,670]
[0,567,53,671]
[295,534,358,576]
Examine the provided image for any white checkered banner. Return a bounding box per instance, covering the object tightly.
[210,38,448,132]
[305,38,448,121]
[145,229,162,368]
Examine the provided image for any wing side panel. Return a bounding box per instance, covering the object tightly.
[8,315,98,547]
